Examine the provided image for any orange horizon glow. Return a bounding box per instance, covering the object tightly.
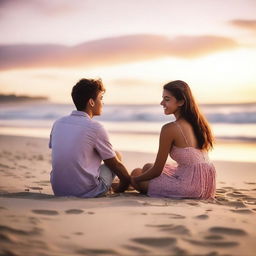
[0,0,255,104]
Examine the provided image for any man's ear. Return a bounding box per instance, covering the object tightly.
[89,98,95,107]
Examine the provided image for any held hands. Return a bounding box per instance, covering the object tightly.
[111,177,130,193]
[131,176,138,188]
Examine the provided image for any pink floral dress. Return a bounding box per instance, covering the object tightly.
[148,123,216,199]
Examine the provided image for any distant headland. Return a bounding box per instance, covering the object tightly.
[0,94,48,103]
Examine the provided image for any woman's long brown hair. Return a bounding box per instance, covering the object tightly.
[163,80,214,151]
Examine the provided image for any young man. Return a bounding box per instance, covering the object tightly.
[49,78,130,197]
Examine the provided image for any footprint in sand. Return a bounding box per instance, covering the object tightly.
[132,237,176,247]
[194,214,209,220]
[76,248,118,255]
[209,227,247,236]
[186,202,199,206]
[65,209,84,214]
[31,209,59,216]
[185,238,239,248]
[73,232,84,236]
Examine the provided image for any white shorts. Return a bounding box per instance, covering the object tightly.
[99,164,116,188]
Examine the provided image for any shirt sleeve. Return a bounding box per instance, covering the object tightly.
[49,124,55,149]
[94,122,116,160]
[49,133,52,149]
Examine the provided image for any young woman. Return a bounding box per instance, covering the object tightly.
[131,80,216,199]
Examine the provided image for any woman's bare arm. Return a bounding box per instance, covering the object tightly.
[133,124,174,183]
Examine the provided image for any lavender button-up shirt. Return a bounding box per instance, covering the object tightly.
[49,110,116,197]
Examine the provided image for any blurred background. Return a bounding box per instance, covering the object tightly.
[0,0,255,162]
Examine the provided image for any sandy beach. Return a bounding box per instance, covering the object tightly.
[0,135,256,256]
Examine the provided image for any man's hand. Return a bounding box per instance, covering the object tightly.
[104,156,130,193]
[130,176,137,188]
[111,179,130,193]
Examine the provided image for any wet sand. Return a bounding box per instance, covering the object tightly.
[0,135,256,256]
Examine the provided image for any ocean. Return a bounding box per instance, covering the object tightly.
[0,101,255,162]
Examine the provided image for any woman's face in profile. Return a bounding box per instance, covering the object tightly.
[160,90,180,115]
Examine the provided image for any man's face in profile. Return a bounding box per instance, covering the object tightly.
[92,91,104,116]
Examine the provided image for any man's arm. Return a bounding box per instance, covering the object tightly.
[104,157,130,193]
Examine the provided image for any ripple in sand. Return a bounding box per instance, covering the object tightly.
[0,225,42,236]
[152,213,186,219]
[185,238,238,248]
[132,237,176,247]
[65,209,84,214]
[1,192,54,199]
[34,180,51,184]
[28,216,40,225]
[204,235,224,240]
[0,163,11,169]
[76,248,118,255]
[25,186,43,192]
[31,209,59,216]
[216,188,228,193]
[244,198,256,205]
[169,213,186,219]
[0,233,13,242]
[230,209,253,214]
[123,245,149,253]
[226,192,248,198]
[209,227,247,236]
[0,249,19,256]
[225,201,246,208]
[147,224,190,235]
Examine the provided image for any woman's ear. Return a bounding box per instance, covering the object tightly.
[89,98,95,107]
[178,99,185,107]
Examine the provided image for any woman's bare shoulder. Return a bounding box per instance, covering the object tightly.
[161,122,177,132]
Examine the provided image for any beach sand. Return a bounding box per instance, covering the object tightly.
[0,135,256,256]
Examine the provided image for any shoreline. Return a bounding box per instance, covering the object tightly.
[1,130,255,163]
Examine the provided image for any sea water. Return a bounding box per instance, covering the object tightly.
[0,102,255,162]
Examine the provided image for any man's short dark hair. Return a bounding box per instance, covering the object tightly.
[71,78,105,111]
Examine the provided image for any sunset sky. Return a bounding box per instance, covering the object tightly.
[0,0,256,104]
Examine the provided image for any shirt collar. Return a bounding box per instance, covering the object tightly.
[71,110,91,119]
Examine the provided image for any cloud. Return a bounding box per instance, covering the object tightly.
[110,78,156,87]
[230,19,256,31]
[0,34,238,70]
[0,0,77,16]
